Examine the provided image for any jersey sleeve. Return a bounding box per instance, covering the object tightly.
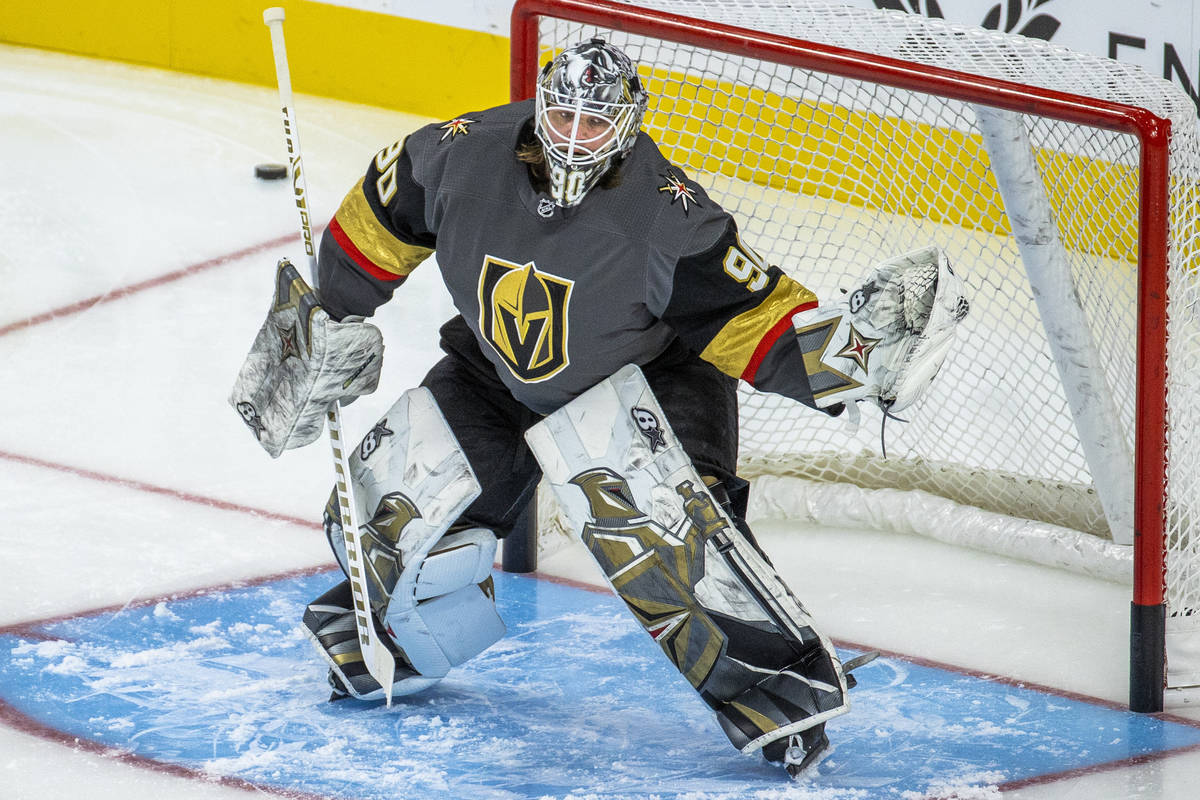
[660,218,821,407]
[316,136,436,320]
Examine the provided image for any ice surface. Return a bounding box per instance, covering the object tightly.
[8,572,1200,799]
[2,41,1200,800]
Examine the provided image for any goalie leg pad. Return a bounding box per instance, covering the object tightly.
[323,500,505,691]
[308,387,506,697]
[525,364,849,753]
[793,245,968,412]
[314,519,504,698]
[383,573,506,683]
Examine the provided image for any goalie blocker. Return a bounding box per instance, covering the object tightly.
[525,364,851,772]
[228,259,384,458]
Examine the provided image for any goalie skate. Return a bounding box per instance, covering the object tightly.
[302,580,429,701]
[793,245,968,413]
[761,724,831,777]
[761,652,875,776]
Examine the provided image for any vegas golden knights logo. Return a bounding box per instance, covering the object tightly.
[478,256,573,382]
[570,467,726,690]
[794,314,866,402]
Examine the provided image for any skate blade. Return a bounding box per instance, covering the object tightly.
[785,733,831,778]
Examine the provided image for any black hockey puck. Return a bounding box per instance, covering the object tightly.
[255,163,289,180]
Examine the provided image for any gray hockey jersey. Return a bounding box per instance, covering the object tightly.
[317,100,819,414]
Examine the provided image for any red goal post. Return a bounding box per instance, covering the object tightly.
[510,0,1198,712]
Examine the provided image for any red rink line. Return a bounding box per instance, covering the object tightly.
[5,446,1200,792]
[0,230,306,338]
[824,637,1200,796]
[4,555,1200,800]
[2,504,1200,798]
[0,564,336,640]
[4,443,1200,796]
[0,448,318,531]
[0,695,332,800]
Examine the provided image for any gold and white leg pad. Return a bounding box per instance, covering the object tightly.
[525,364,849,755]
[312,387,504,699]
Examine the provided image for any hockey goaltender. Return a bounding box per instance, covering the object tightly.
[231,38,968,777]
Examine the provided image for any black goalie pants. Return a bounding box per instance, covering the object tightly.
[422,315,747,538]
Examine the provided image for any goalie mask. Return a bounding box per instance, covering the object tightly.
[535,38,648,208]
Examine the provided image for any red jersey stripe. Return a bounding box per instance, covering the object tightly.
[740,301,818,384]
[328,216,403,283]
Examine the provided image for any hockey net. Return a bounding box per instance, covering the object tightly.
[511,0,1200,702]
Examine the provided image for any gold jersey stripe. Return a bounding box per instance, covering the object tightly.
[700,278,817,378]
[335,178,433,278]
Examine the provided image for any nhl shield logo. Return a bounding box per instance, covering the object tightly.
[478,256,573,382]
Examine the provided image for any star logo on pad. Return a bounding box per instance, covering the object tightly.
[835,324,880,372]
[658,171,699,214]
[277,324,301,361]
[439,117,476,141]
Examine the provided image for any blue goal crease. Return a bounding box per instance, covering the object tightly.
[1,570,1198,800]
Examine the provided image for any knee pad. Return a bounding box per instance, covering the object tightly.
[414,527,497,600]
[382,527,505,688]
[323,501,497,599]
[304,529,505,701]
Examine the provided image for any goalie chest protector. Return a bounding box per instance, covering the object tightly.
[403,100,733,414]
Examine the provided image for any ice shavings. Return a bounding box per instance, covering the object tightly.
[902,771,1005,799]
[151,601,179,621]
[7,572,1198,799]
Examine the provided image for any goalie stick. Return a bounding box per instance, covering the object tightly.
[262,6,396,702]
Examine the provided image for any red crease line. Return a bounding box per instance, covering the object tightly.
[0,695,333,800]
[0,564,336,639]
[991,740,1200,796]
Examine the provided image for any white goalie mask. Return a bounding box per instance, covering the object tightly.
[534,38,648,207]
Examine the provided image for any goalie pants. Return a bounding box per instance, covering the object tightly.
[424,315,750,536]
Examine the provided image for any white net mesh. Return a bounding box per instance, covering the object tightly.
[524,0,1200,686]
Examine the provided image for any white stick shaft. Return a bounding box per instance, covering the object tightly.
[325,408,396,702]
[263,7,395,702]
[263,8,317,279]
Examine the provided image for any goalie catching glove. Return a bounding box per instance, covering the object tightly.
[229,259,384,457]
[793,245,968,414]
